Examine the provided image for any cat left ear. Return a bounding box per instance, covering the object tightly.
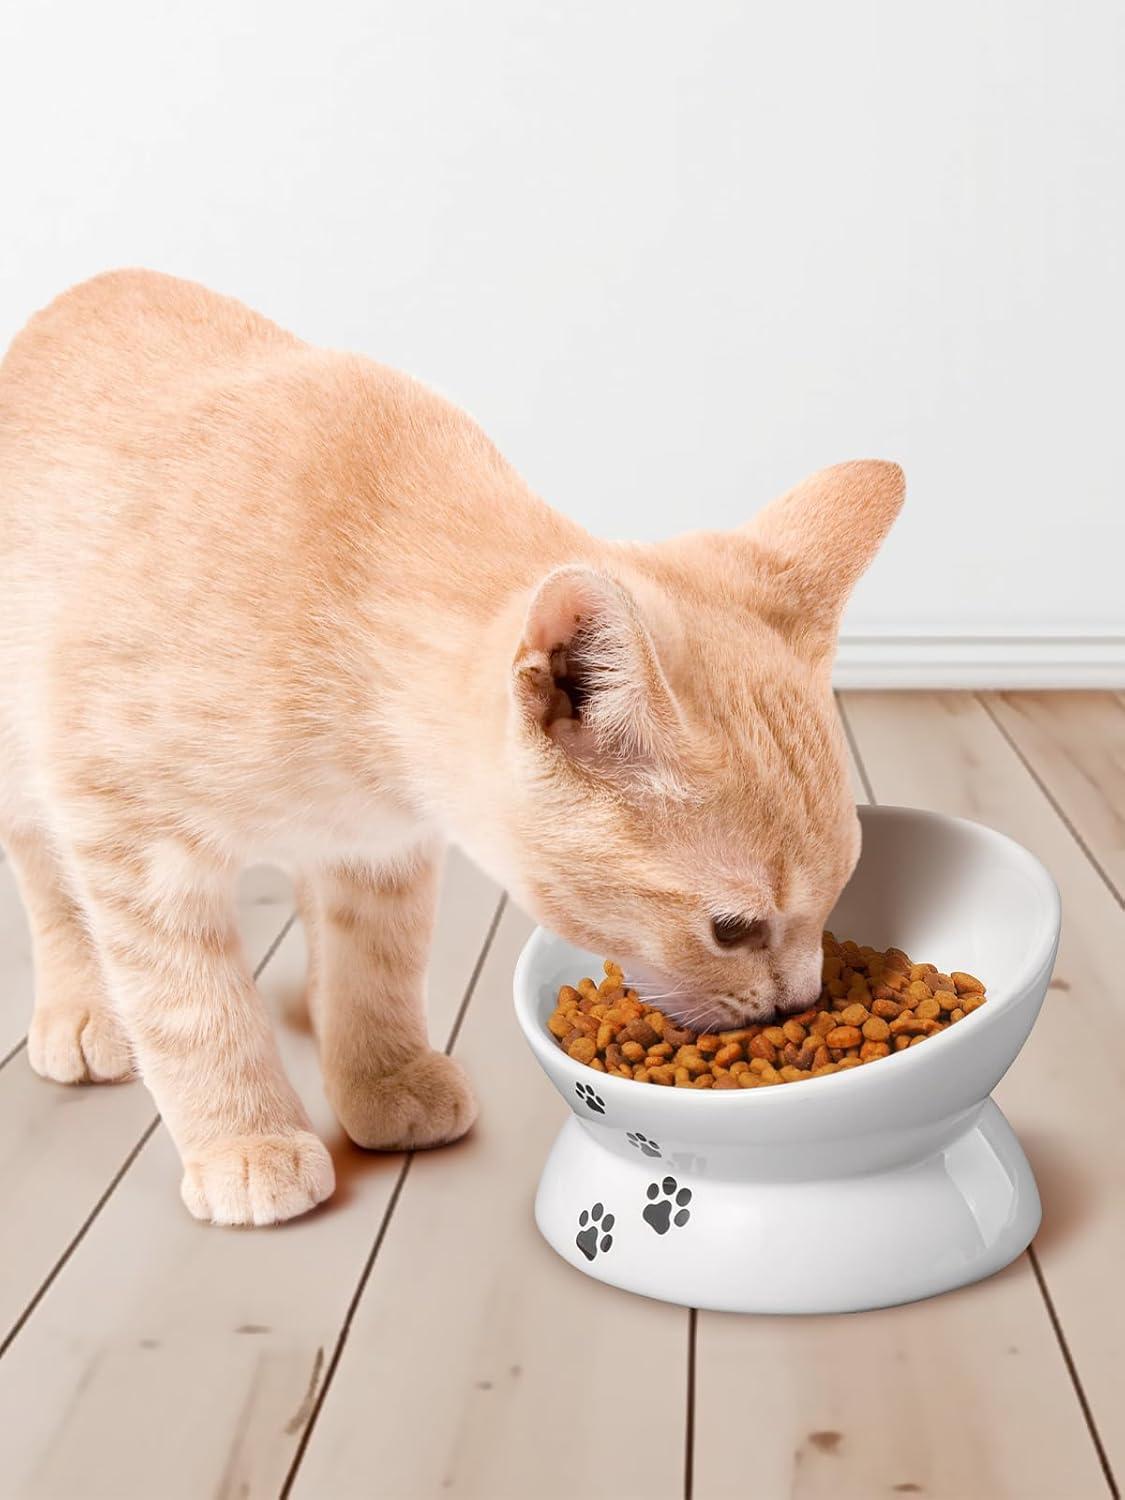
[512,565,683,781]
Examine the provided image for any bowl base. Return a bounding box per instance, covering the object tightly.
[534,1099,1040,1314]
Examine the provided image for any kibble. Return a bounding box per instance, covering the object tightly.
[547,937,987,1089]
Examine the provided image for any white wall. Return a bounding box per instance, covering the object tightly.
[2,1,1122,684]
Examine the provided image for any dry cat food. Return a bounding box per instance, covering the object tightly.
[548,934,986,1089]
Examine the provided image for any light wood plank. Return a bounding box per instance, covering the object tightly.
[0,865,293,1348]
[693,705,1107,1500]
[695,1261,1106,1500]
[0,850,499,1500]
[842,689,1125,1485]
[0,855,35,1060]
[290,902,689,1500]
[986,691,1125,896]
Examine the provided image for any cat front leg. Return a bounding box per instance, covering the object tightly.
[2,820,133,1083]
[64,828,334,1225]
[302,846,477,1151]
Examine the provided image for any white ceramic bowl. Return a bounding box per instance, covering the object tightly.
[514,805,1060,1313]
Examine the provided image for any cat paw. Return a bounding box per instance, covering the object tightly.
[28,1003,134,1084]
[180,1131,336,1226]
[332,1050,477,1151]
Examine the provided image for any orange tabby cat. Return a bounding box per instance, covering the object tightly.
[0,271,903,1225]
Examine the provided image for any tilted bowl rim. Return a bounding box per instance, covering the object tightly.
[513,804,1061,1113]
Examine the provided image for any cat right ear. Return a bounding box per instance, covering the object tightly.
[512,565,683,782]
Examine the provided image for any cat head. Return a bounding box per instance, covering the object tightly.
[506,460,904,1030]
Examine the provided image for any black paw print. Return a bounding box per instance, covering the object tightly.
[627,1131,661,1158]
[643,1176,692,1235]
[575,1081,605,1114]
[576,1202,615,1260]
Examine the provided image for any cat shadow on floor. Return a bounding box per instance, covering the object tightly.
[1019,1128,1093,1254]
[266,975,404,1220]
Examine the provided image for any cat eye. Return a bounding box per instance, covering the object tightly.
[711,914,769,951]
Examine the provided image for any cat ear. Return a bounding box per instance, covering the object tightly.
[512,565,683,781]
[742,460,905,654]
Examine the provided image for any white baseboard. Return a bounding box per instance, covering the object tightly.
[832,633,1125,689]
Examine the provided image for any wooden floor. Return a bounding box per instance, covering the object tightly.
[1,691,1123,1500]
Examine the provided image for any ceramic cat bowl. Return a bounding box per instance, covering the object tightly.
[514,805,1059,1314]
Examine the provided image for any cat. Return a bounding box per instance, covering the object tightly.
[0,270,904,1225]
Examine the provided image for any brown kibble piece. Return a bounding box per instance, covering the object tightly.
[825,1025,863,1049]
[870,997,901,1020]
[749,1034,778,1063]
[952,971,985,995]
[620,1019,659,1048]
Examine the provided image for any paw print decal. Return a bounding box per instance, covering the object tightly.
[627,1131,661,1158]
[575,1081,605,1114]
[643,1176,692,1235]
[576,1202,615,1260]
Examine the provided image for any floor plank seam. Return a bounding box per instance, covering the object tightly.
[279,891,508,1498]
[1028,1246,1120,1499]
[251,910,299,980]
[444,894,507,1057]
[835,694,877,804]
[977,694,1125,913]
[684,1308,697,1500]
[278,1151,415,1499]
[0,1116,161,1360]
[0,1036,27,1075]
